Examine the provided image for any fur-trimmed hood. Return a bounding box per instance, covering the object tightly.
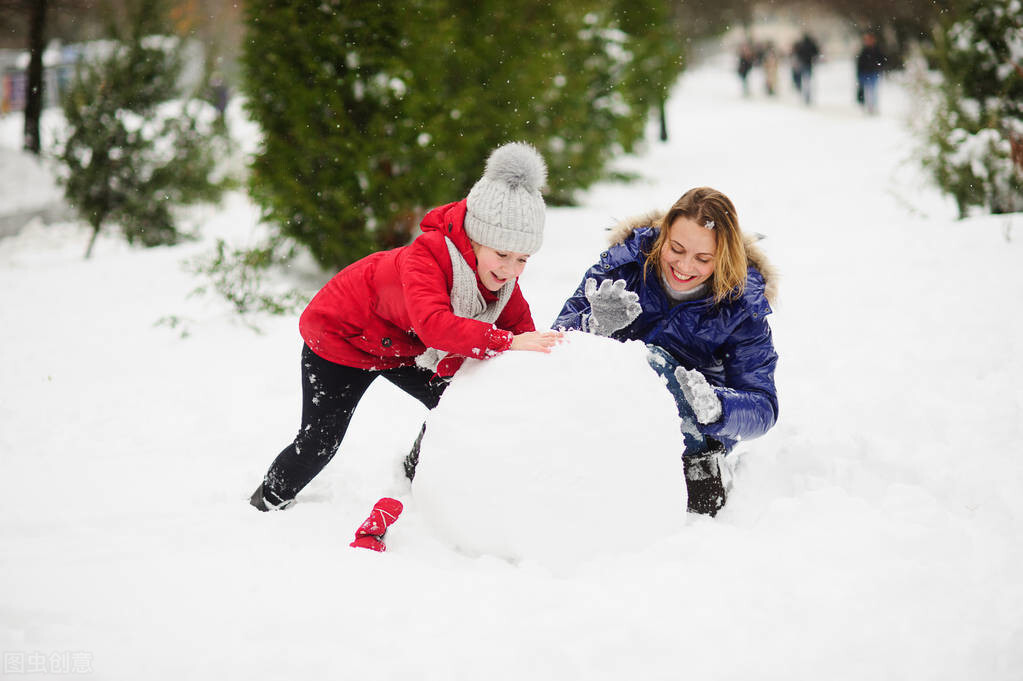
[606,212,778,305]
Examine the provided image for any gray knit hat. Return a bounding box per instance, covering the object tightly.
[465,142,547,255]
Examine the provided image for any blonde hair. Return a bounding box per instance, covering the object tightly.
[644,187,748,304]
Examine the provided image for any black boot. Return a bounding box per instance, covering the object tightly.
[403,423,427,481]
[248,481,295,512]
[684,446,731,517]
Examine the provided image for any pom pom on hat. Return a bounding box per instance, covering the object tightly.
[465,142,547,255]
[482,142,547,193]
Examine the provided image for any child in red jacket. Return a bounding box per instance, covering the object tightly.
[250,143,559,511]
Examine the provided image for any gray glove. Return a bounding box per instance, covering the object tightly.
[674,366,722,424]
[584,278,641,336]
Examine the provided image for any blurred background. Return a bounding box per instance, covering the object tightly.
[0,0,1019,283]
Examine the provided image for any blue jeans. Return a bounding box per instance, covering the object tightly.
[799,66,813,104]
[646,345,716,458]
[859,72,880,114]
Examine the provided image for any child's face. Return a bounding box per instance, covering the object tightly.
[660,216,717,292]
[472,243,530,291]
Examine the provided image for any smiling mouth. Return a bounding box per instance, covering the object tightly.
[670,268,696,283]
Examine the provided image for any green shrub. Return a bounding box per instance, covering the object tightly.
[56,0,227,258]
[241,0,683,269]
[187,236,307,319]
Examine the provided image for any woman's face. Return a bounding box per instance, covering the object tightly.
[472,242,529,292]
[659,216,717,292]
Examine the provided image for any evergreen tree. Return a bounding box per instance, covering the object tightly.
[922,0,1023,217]
[612,1,685,147]
[242,0,684,269]
[56,0,226,258]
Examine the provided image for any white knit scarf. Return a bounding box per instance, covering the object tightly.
[415,237,515,373]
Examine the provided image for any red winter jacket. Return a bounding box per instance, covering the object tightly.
[299,200,536,377]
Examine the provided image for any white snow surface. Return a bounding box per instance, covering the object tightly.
[414,331,686,572]
[2,56,1022,679]
[0,146,62,214]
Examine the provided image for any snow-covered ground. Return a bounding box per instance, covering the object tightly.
[1,56,1021,680]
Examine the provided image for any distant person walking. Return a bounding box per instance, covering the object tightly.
[737,42,755,97]
[210,74,229,118]
[762,43,779,96]
[792,33,820,105]
[856,33,887,115]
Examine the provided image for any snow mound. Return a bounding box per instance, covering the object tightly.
[0,147,62,215]
[413,331,686,570]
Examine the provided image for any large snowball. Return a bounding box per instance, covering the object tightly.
[413,331,686,570]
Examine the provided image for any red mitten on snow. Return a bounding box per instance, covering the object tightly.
[349,497,403,552]
[350,534,387,551]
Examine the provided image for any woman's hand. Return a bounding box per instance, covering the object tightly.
[674,367,722,424]
[510,330,563,353]
[585,278,642,336]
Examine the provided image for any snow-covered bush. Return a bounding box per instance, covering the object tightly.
[55,0,227,258]
[921,0,1023,217]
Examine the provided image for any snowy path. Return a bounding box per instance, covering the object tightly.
[1,58,1021,679]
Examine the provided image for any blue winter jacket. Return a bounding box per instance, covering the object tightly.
[553,225,779,450]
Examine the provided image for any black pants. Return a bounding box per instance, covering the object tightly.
[262,344,448,503]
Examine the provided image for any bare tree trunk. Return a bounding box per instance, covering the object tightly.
[659,98,668,142]
[85,223,100,259]
[24,0,48,155]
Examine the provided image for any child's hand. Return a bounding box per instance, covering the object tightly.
[510,330,563,353]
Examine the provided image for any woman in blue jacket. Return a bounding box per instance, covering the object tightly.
[554,187,778,516]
